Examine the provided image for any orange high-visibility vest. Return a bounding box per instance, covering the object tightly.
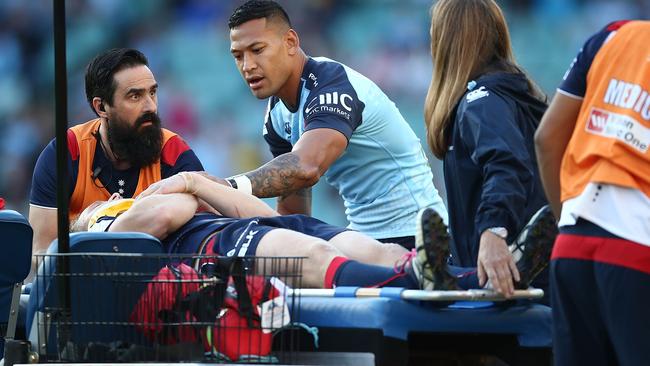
[68,119,177,219]
[561,21,650,201]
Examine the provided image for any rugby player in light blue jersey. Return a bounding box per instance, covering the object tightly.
[224,0,446,248]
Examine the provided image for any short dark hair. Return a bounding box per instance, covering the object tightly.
[84,48,149,116]
[228,0,291,29]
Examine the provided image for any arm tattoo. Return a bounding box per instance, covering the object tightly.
[247,153,309,198]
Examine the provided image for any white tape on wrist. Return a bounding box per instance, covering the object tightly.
[232,175,253,195]
[179,172,198,195]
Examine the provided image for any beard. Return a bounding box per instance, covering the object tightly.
[106,111,163,167]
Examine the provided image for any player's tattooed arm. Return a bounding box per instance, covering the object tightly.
[246,153,317,198]
[276,187,312,216]
[247,128,347,200]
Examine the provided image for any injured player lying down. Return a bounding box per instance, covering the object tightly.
[71,172,552,294]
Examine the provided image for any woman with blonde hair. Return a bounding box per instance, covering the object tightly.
[421,0,551,296]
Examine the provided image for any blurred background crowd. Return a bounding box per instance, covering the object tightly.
[0,0,646,226]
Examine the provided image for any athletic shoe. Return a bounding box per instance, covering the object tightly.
[511,205,558,289]
[413,208,458,290]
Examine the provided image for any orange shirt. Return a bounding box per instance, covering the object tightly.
[561,21,650,201]
[68,119,177,219]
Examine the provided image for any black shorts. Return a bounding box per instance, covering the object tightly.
[208,214,349,257]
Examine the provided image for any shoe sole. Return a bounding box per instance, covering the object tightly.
[415,208,457,290]
[516,207,558,288]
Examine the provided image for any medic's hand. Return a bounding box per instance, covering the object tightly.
[477,231,520,297]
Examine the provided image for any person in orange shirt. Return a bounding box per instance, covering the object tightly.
[29,48,203,259]
[536,20,650,366]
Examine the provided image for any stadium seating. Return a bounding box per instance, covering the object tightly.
[0,210,33,359]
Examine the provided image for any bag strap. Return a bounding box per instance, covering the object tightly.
[261,278,274,303]
[166,258,258,334]
[157,265,186,343]
[177,281,227,322]
[230,258,256,328]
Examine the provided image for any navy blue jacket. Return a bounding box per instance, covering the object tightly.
[444,72,548,267]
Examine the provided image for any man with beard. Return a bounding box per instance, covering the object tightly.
[29,48,203,257]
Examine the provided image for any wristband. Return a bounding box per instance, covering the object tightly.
[226,178,237,189]
[229,175,253,195]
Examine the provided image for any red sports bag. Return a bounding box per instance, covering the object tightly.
[130,259,289,362]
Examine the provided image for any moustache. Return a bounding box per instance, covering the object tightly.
[135,112,161,128]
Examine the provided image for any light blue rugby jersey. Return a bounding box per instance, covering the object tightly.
[263,57,447,239]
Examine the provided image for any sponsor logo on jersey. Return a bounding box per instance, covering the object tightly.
[237,229,259,256]
[227,229,260,257]
[466,86,489,103]
[308,72,318,87]
[586,107,649,153]
[227,220,260,257]
[603,78,650,120]
[304,91,353,120]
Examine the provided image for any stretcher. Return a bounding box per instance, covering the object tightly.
[293,288,551,365]
[295,288,550,347]
[19,232,551,365]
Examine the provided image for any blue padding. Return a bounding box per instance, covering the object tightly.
[26,231,164,351]
[0,210,33,284]
[334,286,359,297]
[295,297,552,348]
[379,287,404,299]
[449,301,494,309]
[0,210,32,359]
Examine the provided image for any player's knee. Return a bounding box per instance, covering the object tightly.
[309,240,342,264]
[384,242,408,257]
[368,242,407,266]
[304,240,342,286]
